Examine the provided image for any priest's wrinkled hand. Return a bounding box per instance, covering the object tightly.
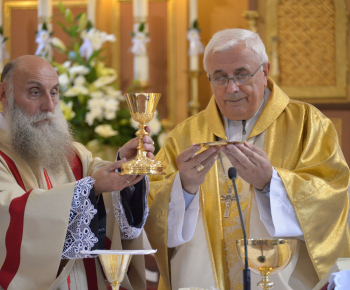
[119,125,155,160]
[177,144,220,194]
[91,158,144,195]
[221,142,272,190]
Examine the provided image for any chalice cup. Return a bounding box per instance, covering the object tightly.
[98,253,132,290]
[236,239,297,290]
[121,93,165,175]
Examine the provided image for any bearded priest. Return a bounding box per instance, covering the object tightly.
[0,55,154,290]
[145,29,350,290]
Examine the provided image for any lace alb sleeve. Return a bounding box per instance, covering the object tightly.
[61,177,98,259]
[111,176,149,240]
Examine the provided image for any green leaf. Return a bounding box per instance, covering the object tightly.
[0,26,3,35]
[87,21,93,31]
[58,1,65,15]
[77,13,87,32]
[193,20,198,29]
[42,22,48,31]
[65,8,73,24]
[2,37,8,43]
[139,22,145,32]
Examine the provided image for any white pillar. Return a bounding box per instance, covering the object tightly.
[133,0,149,83]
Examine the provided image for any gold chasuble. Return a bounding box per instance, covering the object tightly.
[145,79,350,290]
[0,137,145,290]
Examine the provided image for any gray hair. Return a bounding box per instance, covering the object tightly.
[203,28,268,72]
[1,59,18,84]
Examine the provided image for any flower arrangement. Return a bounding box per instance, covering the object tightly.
[38,3,163,150]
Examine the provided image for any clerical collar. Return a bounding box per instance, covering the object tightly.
[223,87,271,142]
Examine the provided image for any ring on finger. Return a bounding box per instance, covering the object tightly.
[195,163,205,172]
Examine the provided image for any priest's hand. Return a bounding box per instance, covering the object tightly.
[92,158,144,195]
[177,144,220,194]
[221,142,272,190]
[119,125,155,160]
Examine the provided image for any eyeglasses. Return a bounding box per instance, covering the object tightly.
[208,62,265,86]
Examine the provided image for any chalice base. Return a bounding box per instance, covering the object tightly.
[120,154,165,175]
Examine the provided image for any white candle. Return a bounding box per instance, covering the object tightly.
[133,0,148,20]
[189,0,199,70]
[132,0,149,82]
[189,0,197,27]
[87,0,96,25]
[38,0,52,30]
[38,0,52,21]
[0,0,3,27]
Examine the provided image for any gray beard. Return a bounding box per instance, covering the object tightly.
[5,97,75,175]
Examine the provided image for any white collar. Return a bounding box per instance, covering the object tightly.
[223,87,271,142]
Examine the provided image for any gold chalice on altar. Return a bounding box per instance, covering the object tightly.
[81,249,157,290]
[98,253,132,290]
[236,239,297,290]
[121,93,165,175]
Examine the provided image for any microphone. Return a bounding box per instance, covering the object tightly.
[228,167,250,290]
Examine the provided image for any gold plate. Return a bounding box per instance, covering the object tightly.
[196,141,244,147]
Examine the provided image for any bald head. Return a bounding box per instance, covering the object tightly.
[0,55,59,116]
[1,55,56,83]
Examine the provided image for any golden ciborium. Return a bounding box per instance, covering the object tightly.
[236,239,297,290]
[121,93,165,175]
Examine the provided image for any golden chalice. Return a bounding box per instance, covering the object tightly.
[236,239,297,290]
[81,249,157,290]
[98,253,132,290]
[121,93,165,175]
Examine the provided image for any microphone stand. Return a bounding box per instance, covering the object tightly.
[228,167,250,290]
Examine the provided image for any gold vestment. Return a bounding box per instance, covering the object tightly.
[145,79,350,289]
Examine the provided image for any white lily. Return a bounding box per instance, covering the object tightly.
[90,91,104,99]
[79,28,116,59]
[103,86,123,100]
[35,30,53,61]
[60,101,76,121]
[131,31,150,55]
[187,28,204,56]
[58,73,70,87]
[51,37,67,53]
[93,75,117,88]
[69,65,90,76]
[94,124,118,138]
[73,75,86,86]
[64,85,89,97]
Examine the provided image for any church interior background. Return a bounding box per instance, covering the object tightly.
[0,0,350,288]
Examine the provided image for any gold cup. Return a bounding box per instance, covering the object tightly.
[98,253,132,290]
[121,93,165,175]
[236,239,297,290]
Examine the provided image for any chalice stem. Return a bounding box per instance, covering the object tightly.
[258,273,274,290]
[111,285,120,290]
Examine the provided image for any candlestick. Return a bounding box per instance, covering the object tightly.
[242,10,259,33]
[87,0,96,25]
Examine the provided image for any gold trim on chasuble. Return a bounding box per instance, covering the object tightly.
[219,152,252,290]
[202,97,254,289]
